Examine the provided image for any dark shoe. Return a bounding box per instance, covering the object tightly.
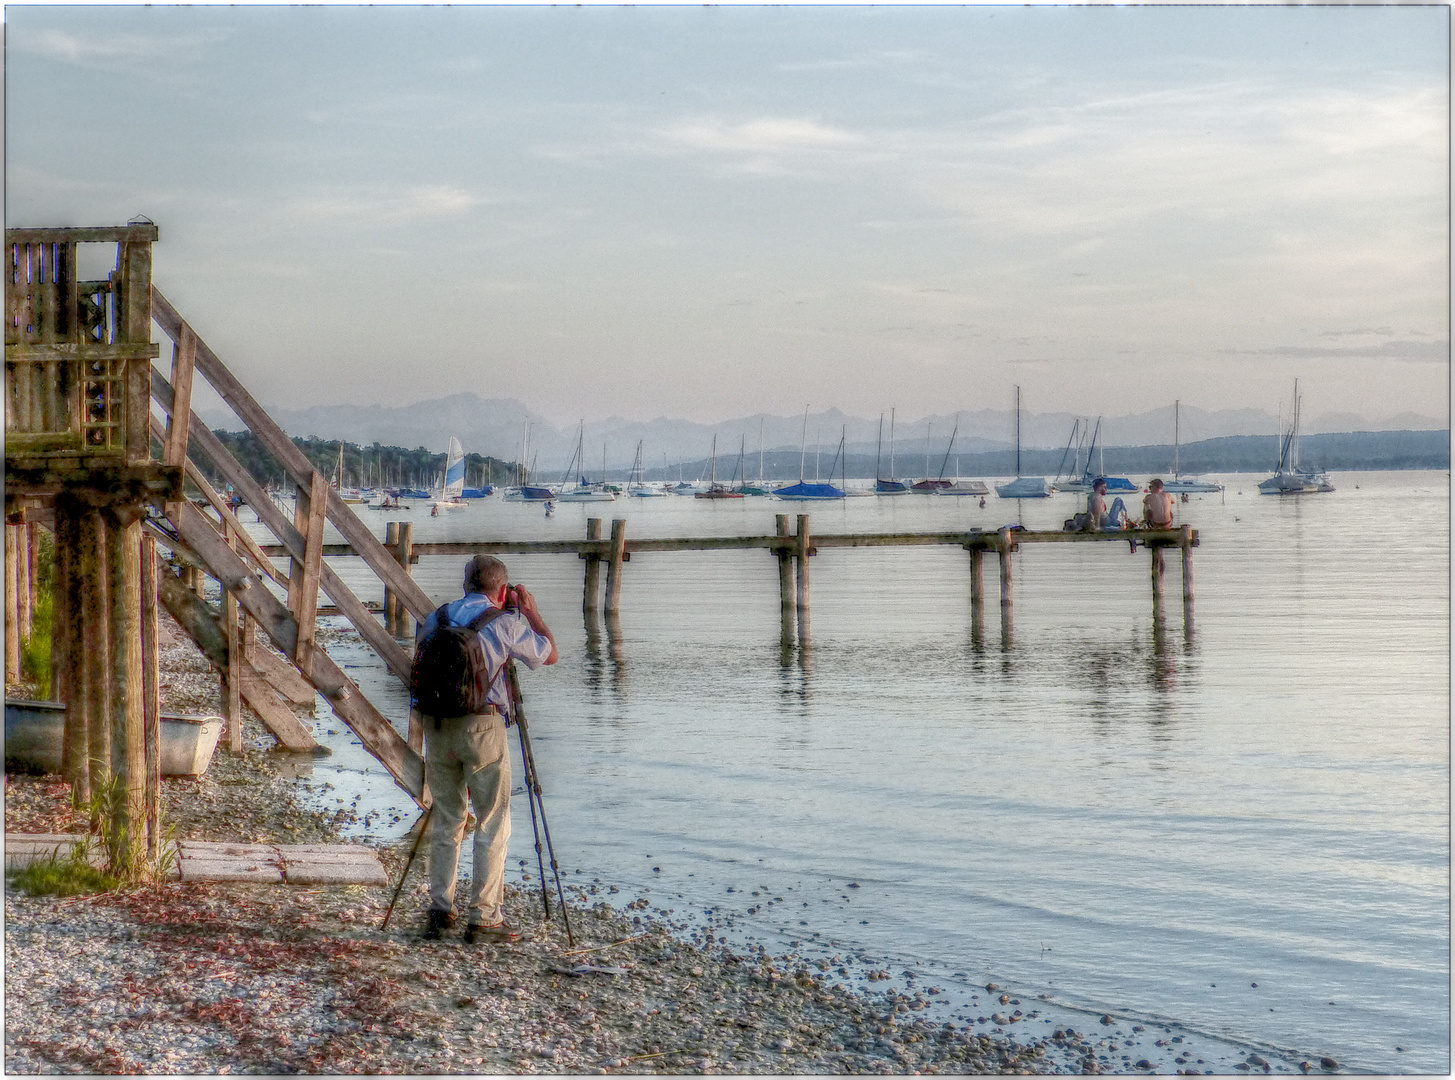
[464,921,519,944]
[423,909,455,940]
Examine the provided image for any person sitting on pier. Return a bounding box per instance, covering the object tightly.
[1143,478,1175,528]
[412,554,558,943]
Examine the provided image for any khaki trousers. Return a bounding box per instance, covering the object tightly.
[423,709,511,927]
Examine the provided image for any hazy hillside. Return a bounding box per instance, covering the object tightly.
[196,393,1450,474]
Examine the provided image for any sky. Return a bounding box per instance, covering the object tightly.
[5,4,1449,428]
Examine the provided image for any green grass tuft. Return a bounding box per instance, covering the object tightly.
[8,848,120,897]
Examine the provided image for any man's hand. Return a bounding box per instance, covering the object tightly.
[509,585,559,665]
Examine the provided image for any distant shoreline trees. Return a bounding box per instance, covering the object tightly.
[200,431,519,491]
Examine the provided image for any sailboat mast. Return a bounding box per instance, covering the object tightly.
[710,434,717,487]
[889,408,896,478]
[876,414,884,483]
[799,406,808,483]
[1015,386,1021,477]
[1174,400,1180,480]
[758,417,765,483]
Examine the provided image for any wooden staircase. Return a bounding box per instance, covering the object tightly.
[146,287,431,806]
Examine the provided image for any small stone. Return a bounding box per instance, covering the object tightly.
[1100,1015,1115,1025]
[1135,1060,1152,1070]
[1320,1057,1338,1071]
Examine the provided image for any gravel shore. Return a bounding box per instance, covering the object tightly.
[5,619,1108,1075]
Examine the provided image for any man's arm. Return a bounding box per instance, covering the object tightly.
[509,585,559,665]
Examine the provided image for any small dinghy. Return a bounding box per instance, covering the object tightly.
[5,699,225,777]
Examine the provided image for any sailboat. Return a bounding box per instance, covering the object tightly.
[696,435,744,499]
[332,445,367,504]
[1259,381,1334,494]
[1162,400,1223,494]
[503,420,556,502]
[1052,417,1135,493]
[994,387,1052,498]
[432,437,469,509]
[558,421,617,502]
[774,408,846,500]
[626,441,665,496]
[736,418,774,495]
[928,414,988,495]
[875,410,909,495]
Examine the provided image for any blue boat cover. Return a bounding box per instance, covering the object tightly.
[774,481,846,500]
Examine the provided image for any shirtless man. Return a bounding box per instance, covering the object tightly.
[1143,478,1175,528]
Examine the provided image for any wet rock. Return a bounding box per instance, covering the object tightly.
[1320,1057,1339,1071]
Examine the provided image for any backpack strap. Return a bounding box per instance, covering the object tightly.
[465,606,512,715]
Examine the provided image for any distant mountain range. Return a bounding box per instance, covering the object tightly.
[196,393,1448,474]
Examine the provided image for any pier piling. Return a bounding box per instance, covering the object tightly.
[384,521,400,635]
[583,518,602,613]
[795,515,812,644]
[776,514,795,644]
[604,518,627,615]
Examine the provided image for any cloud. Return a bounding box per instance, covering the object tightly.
[19,27,232,71]
[1222,339,1449,364]
[284,186,487,226]
[660,117,862,154]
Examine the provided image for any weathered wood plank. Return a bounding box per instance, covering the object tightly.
[247,644,317,708]
[170,500,423,803]
[140,533,162,862]
[293,472,329,671]
[224,531,243,753]
[604,518,626,615]
[163,326,196,468]
[106,514,146,873]
[238,664,320,752]
[150,370,413,683]
[150,288,434,619]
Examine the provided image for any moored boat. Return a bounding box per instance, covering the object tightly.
[6,699,224,777]
[995,387,1051,498]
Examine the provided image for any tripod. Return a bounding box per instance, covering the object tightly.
[507,660,574,946]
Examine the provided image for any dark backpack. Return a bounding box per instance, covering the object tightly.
[411,603,509,721]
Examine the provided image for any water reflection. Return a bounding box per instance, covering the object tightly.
[777,641,813,705]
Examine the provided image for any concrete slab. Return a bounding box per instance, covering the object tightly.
[284,860,388,886]
[179,858,284,883]
[6,834,386,887]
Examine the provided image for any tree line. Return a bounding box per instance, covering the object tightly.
[197,431,520,492]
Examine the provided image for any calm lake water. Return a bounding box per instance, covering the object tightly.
[252,470,1449,1074]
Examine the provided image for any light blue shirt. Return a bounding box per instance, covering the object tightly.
[414,593,553,715]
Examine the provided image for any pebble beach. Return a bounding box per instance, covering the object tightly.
[3,617,1094,1075]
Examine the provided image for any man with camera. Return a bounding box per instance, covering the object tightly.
[412,554,557,943]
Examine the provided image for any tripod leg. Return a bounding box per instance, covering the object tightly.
[517,720,551,919]
[381,804,432,932]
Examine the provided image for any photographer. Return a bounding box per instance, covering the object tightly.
[412,554,557,942]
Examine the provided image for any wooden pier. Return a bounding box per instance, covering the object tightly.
[259,516,1199,645]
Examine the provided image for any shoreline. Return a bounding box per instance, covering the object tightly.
[4,621,1079,1075]
[4,616,1339,1076]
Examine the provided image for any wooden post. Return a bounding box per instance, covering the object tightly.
[81,509,112,822]
[1150,543,1166,620]
[16,520,32,643]
[776,514,795,644]
[795,514,811,644]
[604,518,627,615]
[1180,524,1195,615]
[225,530,243,753]
[106,514,146,875]
[140,533,162,863]
[5,524,20,681]
[397,521,415,637]
[969,545,984,614]
[193,563,207,601]
[291,472,329,670]
[55,505,87,805]
[583,518,602,613]
[384,521,400,635]
[997,527,1014,647]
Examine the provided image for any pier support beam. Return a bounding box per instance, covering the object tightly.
[81,509,112,826]
[1150,544,1166,620]
[776,515,795,645]
[56,503,86,805]
[141,534,162,863]
[1180,524,1195,628]
[224,531,243,753]
[997,527,1015,647]
[384,521,400,635]
[604,518,627,615]
[795,515,812,644]
[583,518,602,614]
[5,523,20,682]
[106,512,146,875]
